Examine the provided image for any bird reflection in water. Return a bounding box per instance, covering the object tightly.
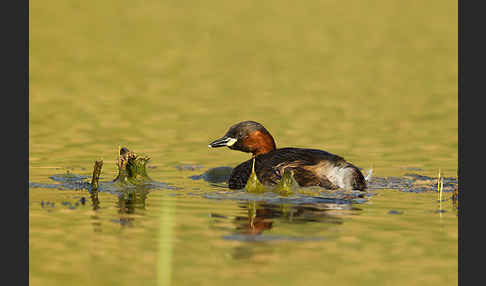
[231,201,274,235]
[210,200,361,259]
[211,200,361,236]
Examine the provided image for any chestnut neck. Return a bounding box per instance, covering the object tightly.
[244,130,277,156]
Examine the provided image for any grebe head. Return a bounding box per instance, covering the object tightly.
[209,121,277,156]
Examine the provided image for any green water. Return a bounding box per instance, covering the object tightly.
[29,1,457,285]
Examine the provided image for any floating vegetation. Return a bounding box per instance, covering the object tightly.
[113,147,152,185]
[29,147,175,194]
[240,160,308,196]
[272,169,299,196]
[244,158,266,193]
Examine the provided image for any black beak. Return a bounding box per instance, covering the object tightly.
[209,136,234,148]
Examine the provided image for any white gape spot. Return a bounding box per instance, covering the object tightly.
[226,138,238,146]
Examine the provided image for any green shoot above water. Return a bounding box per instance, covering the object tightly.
[244,157,300,195]
[244,157,266,193]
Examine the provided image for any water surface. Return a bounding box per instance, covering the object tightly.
[30,1,457,285]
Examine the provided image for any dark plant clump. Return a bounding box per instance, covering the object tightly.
[112,147,152,185]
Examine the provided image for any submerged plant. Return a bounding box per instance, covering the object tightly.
[244,157,267,193]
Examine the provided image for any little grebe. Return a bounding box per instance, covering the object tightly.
[209,121,367,191]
